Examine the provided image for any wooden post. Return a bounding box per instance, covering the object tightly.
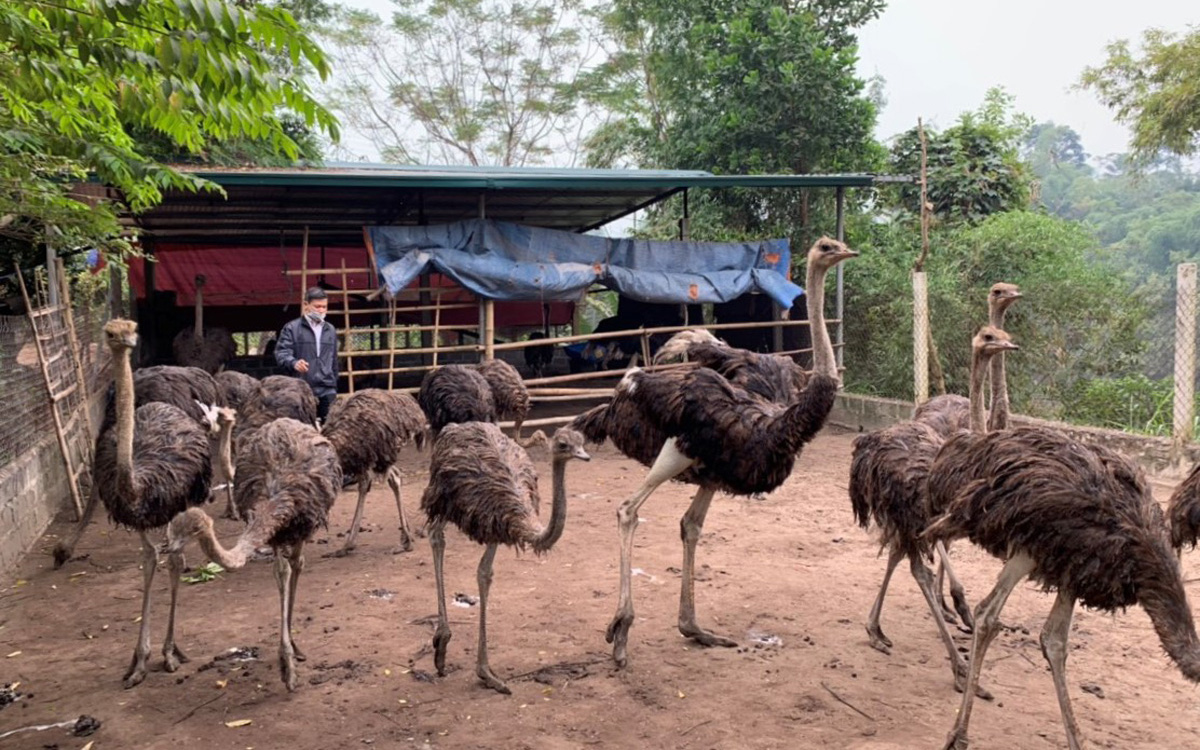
[835,185,846,371]
[56,257,94,437]
[387,298,397,391]
[15,263,84,518]
[340,258,354,394]
[299,226,310,309]
[109,263,123,318]
[432,291,443,369]
[1174,262,1197,461]
[483,299,495,361]
[913,271,930,404]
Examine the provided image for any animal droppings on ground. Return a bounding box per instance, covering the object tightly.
[72,715,101,737]
[0,682,23,710]
[367,589,396,601]
[453,593,478,607]
[747,631,782,647]
[198,646,260,672]
[1081,682,1106,699]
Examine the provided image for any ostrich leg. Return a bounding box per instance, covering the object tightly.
[430,522,452,676]
[865,546,904,653]
[385,468,414,553]
[942,553,1036,750]
[908,554,992,700]
[678,486,736,647]
[331,475,371,557]
[287,545,307,662]
[123,531,159,688]
[607,439,695,668]
[475,543,509,694]
[161,549,190,673]
[1040,591,1083,750]
[275,550,298,691]
[52,483,100,568]
[937,540,974,630]
[222,481,239,522]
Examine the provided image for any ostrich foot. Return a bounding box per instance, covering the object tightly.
[52,542,72,569]
[953,662,993,701]
[678,622,737,649]
[941,728,969,750]
[292,641,307,663]
[280,654,298,692]
[605,611,634,668]
[163,643,189,673]
[866,623,893,654]
[323,545,355,559]
[392,535,414,554]
[122,655,148,689]
[221,505,241,522]
[477,665,511,695]
[433,627,452,677]
[940,606,960,625]
[951,592,974,632]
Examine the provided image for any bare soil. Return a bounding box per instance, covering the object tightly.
[3,426,1200,749]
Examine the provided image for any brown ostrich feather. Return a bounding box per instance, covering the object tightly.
[418,364,496,436]
[473,358,531,423]
[323,389,427,479]
[653,329,809,404]
[99,365,222,433]
[912,395,970,439]
[215,370,261,413]
[172,327,236,374]
[849,420,944,559]
[235,375,318,440]
[1168,461,1200,550]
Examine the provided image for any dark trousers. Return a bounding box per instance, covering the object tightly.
[317,393,335,422]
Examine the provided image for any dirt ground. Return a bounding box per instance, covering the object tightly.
[3,425,1200,750]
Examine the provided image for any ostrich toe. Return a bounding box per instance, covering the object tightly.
[163,643,188,673]
[433,627,452,676]
[953,662,993,701]
[478,665,511,695]
[606,611,634,668]
[122,656,148,689]
[52,543,72,568]
[679,623,738,649]
[942,729,969,750]
[866,623,893,654]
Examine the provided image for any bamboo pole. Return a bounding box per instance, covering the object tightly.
[299,225,309,309]
[432,289,443,369]
[55,257,94,438]
[15,263,84,519]
[333,302,476,317]
[1174,262,1197,461]
[387,297,396,391]
[483,299,495,360]
[285,267,374,276]
[341,258,354,394]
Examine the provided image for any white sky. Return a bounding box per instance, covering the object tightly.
[333,0,1196,162]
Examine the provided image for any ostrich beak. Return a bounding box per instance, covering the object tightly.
[573,447,591,462]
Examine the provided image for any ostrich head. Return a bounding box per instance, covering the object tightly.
[163,507,214,554]
[973,325,1019,357]
[806,237,859,271]
[103,319,138,351]
[196,401,236,434]
[550,426,590,463]
[989,282,1022,314]
[194,274,207,289]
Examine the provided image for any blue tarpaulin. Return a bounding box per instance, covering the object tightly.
[367,220,803,308]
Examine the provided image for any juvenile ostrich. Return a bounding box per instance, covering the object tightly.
[165,417,342,691]
[418,363,546,447]
[924,367,1200,749]
[913,282,1023,437]
[423,423,590,694]
[322,389,428,556]
[572,237,855,667]
[215,369,260,413]
[848,326,1017,698]
[91,319,213,688]
[53,364,223,568]
[1167,462,1200,552]
[171,275,236,374]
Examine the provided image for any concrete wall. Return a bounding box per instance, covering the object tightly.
[831,392,1200,480]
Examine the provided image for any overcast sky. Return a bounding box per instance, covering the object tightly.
[334,0,1195,162]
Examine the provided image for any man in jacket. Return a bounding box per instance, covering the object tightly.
[275,287,339,421]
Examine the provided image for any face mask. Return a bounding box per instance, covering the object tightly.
[306,310,325,325]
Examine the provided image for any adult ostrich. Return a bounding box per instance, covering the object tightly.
[53,364,223,568]
[215,369,261,413]
[171,274,236,374]
[165,417,342,691]
[91,319,213,688]
[418,362,546,447]
[572,237,855,668]
[924,376,1200,749]
[913,283,1023,437]
[652,327,810,404]
[322,389,428,556]
[423,423,590,694]
[1167,461,1200,552]
[848,326,1016,698]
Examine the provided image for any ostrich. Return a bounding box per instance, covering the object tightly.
[572,237,855,668]
[524,330,554,379]
[848,325,1017,698]
[322,389,428,556]
[215,369,261,413]
[652,328,809,404]
[423,423,590,694]
[913,282,1023,437]
[171,274,236,374]
[924,369,1200,749]
[165,417,342,691]
[53,364,223,568]
[418,363,546,448]
[1167,462,1200,552]
[90,319,213,688]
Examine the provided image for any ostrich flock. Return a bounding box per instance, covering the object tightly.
[41,236,1200,749]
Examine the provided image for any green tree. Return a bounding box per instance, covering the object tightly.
[1080,27,1200,169]
[324,0,600,166]
[0,0,339,258]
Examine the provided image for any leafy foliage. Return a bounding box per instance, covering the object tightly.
[1080,27,1200,169]
[323,0,599,166]
[0,0,339,257]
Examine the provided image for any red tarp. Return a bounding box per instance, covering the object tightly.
[128,244,573,329]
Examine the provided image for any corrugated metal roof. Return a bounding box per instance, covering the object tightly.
[127,163,889,246]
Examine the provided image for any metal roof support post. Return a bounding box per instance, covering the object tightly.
[680,189,691,326]
[835,186,846,372]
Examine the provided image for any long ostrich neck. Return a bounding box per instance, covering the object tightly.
[194,285,203,338]
[1137,543,1200,683]
[175,507,264,570]
[112,343,136,495]
[530,458,570,554]
[969,348,991,434]
[805,262,837,381]
[217,420,234,479]
[988,303,1010,428]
